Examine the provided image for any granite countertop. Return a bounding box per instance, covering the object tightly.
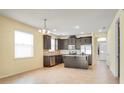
[63,54,88,57]
[43,54,62,56]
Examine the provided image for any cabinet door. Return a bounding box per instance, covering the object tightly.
[43,35,47,49]
[68,38,76,45]
[85,37,92,44]
[58,39,68,50]
[63,39,68,50]
[58,39,61,50]
[71,38,76,45]
[88,37,92,44]
[55,55,62,64]
[68,38,71,45]
[81,37,92,45]
[44,56,50,67]
[84,38,88,44]
[59,55,63,63]
[47,35,51,49]
[80,37,85,45]
[55,55,58,65]
[43,35,51,49]
[60,39,64,50]
[76,38,81,49]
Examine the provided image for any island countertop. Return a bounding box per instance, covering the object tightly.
[43,54,62,56]
[62,54,88,57]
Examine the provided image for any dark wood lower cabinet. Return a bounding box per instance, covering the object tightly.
[55,55,63,64]
[44,55,62,67]
[43,56,51,67]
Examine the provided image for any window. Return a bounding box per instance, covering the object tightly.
[49,38,55,51]
[85,45,91,54]
[81,45,91,55]
[14,30,34,58]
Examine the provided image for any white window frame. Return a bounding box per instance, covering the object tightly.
[14,30,34,59]
[49,37,55,52]
[81,44,91,55]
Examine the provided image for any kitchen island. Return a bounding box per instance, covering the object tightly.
[63,55,89,69]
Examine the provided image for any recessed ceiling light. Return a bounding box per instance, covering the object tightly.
[42,29,46,34]
[75,25,80,29]
[99,29,102,32]
[99,26,106,32]
[38,29,42,33]
[47,30,51,34]
[53,29,57,32]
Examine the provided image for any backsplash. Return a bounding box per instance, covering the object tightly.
[43,50,60,55]
[60,50,81,55]
[60,50,69,55]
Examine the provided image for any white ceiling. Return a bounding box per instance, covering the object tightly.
[0,9,118,35]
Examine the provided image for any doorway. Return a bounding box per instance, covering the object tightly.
[115,18,120,82]
[98,41,107,61]
[97,37,107,62]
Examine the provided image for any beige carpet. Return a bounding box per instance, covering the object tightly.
[0,61,118,84]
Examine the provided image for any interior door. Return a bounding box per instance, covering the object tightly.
[115,19,120,79]
[117,19,120,78]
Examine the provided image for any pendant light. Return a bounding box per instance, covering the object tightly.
[42,19,50,34]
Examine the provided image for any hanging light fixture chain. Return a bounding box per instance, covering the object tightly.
[44,19,47,29]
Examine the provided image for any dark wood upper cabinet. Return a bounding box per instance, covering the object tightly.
[43,35,51,49]
[76,38,81,49]
[80,37,92,45]
[63,39,68,50]
[85,37,92,44]
[58,39,64,50]
[68,37,76,45]
[58,36,92,50]
[58,39,61,50]
[58,39,68,50]
[80,37,85,45]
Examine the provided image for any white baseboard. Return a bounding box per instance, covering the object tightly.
[0,67,42,79]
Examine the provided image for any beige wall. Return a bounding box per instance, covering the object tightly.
[120,10,124,83]
[92,33,97,66]
[107,19,117,76]
[107,10,124,83]
[0,16,43,78]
